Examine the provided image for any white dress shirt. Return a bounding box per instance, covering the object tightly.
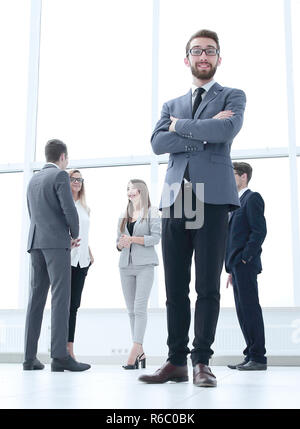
[45,162,59,169]
[71,200,91,268]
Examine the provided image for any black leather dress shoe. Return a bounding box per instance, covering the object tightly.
[51,355,91,372]
[23,358,45,370]
[237,360,267,371]
[138,361,188,384]
[227,359,248,370]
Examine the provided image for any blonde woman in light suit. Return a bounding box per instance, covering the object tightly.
[117,179,161,370]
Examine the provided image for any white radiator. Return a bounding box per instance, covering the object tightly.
[0,324,50,353]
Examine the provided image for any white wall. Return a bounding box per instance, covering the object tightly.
[1,308,300,365]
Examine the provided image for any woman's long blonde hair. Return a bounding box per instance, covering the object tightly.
[120,179,151,233]
[69,169,90,216]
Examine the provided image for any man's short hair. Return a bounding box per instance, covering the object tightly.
[185,29,220,57]
[233,162,253,184]
[45,139,68,163]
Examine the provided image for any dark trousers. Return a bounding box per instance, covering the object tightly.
[68,263,89,342]
[231,262,267,364]
[162,188,228,366]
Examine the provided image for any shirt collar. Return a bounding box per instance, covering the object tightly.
[238,187,249,198]
[45,162,60,169]
[191,79,215,96]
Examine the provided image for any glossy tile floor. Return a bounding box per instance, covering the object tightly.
[0,364,300,409]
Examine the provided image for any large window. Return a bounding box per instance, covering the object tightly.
[229,158,294,306]
[43,164,152,309]
[1,0,300,310]
[0,0,30,163]
[158,0,288,151]
[292,0,300,147]
[0,173,23,308]
[158,157,294,308]
[76,165,152,308]
[36,0,153,161]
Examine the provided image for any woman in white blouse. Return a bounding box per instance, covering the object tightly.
[68,169,94,360]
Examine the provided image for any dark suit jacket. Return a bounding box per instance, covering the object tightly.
[27,164,79,252]
[225,189,267,274]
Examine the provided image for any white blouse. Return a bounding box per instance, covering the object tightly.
[71,200,91,268]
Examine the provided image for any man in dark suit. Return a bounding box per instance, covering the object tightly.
[139,29,246,387]
[226,162,267,370]
[23,139,90,372]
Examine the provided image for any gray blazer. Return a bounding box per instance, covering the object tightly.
[151,82,246,211]
[27,164,79,252]
[116,207,161,268]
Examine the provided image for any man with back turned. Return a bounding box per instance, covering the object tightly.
[23,139,91,372]
[139,29,246,387]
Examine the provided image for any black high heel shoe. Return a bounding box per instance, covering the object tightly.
[122,356,139,370]
[139,353,146,369]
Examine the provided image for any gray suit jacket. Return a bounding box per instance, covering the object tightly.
[151,82,246,210]
[27,164,79,252]
[116,207,161,268]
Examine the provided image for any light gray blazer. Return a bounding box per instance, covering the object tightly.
[151,82,246,211]
[116,207,161,268]
[27,164,79,252]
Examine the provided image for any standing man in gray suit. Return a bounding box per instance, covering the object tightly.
[139,29,246,387]
[23,139,90,372]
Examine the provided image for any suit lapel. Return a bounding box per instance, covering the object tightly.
[229,189,251,223]
[178,90,193,118]
[133,218,141,234]
[133,209,144,234]
[194,82,223,118]
[240,189,251,204]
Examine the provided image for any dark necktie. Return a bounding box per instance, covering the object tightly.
[192,87,205,118]
[183,87,205,182]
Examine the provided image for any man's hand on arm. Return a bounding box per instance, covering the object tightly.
[71,238,81,249]
[213,110,234,120]
[169,116,179,132]
[226,274,233,288]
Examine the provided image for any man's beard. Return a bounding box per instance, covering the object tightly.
[190,61,218,80]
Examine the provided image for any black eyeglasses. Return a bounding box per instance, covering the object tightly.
[188,47,219,57]
[70,177,84,183]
